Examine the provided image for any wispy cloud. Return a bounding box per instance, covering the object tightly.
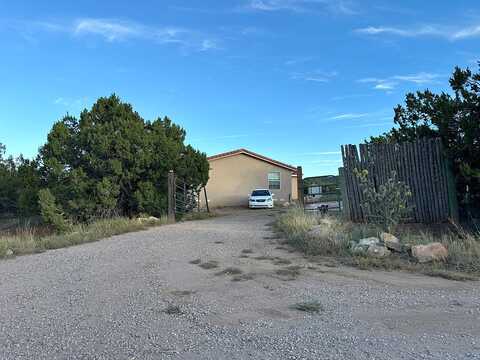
[291,70,337,83]
[53,96,89,108]
[355,24,480,41]
[243,0,357,15]
[15,18,219,52]
[328,113,369,120]
[358,72,444,91]
[74,19,141,41]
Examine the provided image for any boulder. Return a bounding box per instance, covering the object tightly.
[358,237,380,247]
[412,243,448,263]
[367,244,391,258]
[5,249,14,257]
[380,232,403,252]
[351,244,368,255]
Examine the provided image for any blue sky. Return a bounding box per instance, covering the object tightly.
[1,0,480,176]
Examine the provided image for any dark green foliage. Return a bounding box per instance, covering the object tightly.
[371,64,480,217]
[38,189,71,233]
[39,94,209,221]
[0,144,41,217]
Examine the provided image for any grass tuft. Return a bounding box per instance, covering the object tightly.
[198,260,219,269]
[276,265,302,279]
[171,290,196,296]
[232,273,255,282]
[215,267,243,276]
[163,305,184,315]
[290,301,324,313]
[273,258,292,265]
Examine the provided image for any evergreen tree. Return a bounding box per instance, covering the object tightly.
[39,94,209,221]
[371,64,480,216]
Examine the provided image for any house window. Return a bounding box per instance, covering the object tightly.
[268,172,281,190]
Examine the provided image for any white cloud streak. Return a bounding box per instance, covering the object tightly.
[355,24,480,41]
[291,70,338,83]
[358,72,444,91]
[244,0,356,14]
[21,18,219,52]
[328,113,369,120]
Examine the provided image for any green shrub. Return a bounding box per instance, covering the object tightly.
[38,189,71,233]
[355,169,412,232]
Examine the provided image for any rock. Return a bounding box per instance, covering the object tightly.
[367,244,391,258]
[358,237,380,247]
[282,202,290,208]
[380,232,403,252]
[412,243,448,263]
[5,249,14,257]
[137,216,159,223]
[351,244,368,255]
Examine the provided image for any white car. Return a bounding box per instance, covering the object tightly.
[249,189,274,209]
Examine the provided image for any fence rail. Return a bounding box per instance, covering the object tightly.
[340,138,458,224]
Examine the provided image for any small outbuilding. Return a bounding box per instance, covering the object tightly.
[201,148,298,208]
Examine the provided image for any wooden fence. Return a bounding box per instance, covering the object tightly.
[340,138,458,223]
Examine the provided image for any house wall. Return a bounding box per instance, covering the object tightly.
[202,154,295,208]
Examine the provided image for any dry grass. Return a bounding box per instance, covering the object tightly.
[400,228,480,273]
[275,208,480,280]
[0,216,169,259]
[275,207,373,257]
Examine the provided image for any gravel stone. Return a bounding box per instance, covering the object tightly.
[0,209,479,359]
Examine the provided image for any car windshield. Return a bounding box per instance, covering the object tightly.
[252,190,270,197]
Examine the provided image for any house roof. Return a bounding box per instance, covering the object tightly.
[208,148,297,173]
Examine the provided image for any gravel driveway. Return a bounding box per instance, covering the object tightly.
[0,210,479,360]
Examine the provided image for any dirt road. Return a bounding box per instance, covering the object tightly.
[0,210,479,359]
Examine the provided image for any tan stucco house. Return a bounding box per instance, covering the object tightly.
[201,149,298,208]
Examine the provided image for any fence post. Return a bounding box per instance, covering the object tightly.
[338,167,350,219]
[297,166,304,208]
[168,170,175,222]
[203,186,210,213]
[445,159,459,222]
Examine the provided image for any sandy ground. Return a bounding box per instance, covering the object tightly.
[0,209,479,359]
